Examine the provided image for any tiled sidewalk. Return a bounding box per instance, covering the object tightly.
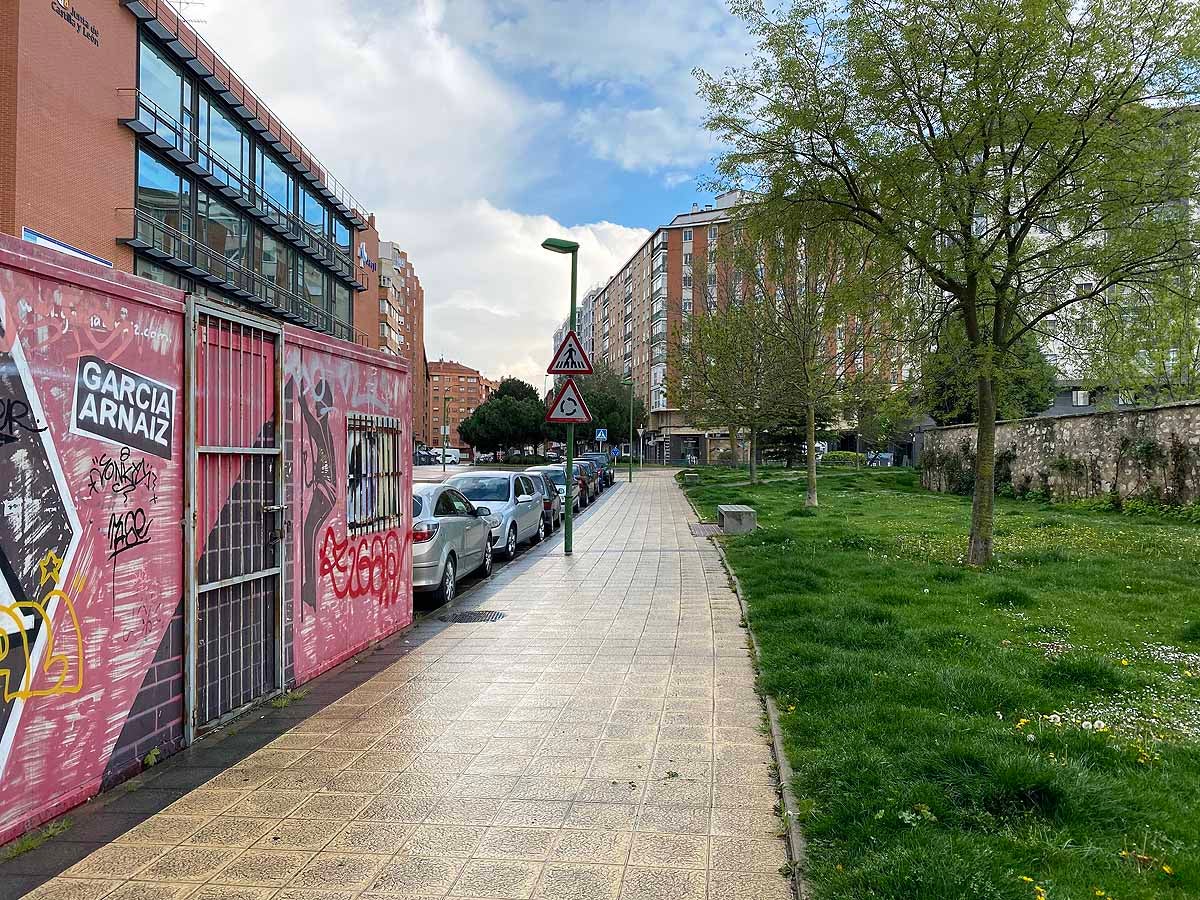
[12,470,793,900]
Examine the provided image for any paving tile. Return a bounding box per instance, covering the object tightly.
[451,859,542,898]
[616,867,707,900]
[533,863,622,900]
[400,824,486,857]
[707,871,794,899]
[136,846,241,882]
[368,854,465,895]
[628,832,709,869]
[210,848,313,886]
[114,815,213,846]
[476,826,559,861]
[24,881,125,900]
[550,829,631,865]
[707,837,789,873]
[252,819,339,852]
[102,883,195,900]
[183,816,279,848]
[287,852,388,890]
[325,821,414,854]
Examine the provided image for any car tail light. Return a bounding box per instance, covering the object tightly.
[412,522,439,543]
[543,498,552,510]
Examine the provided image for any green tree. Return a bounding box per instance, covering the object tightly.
[669,285,793,483]
[921,319,1057,425]
[458,381,544,456]
[492,377,540,404]
[701,0,1200,563]
[753,214,900,504]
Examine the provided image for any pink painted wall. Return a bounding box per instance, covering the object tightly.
[284,327,414,683]
[0,234,412,845]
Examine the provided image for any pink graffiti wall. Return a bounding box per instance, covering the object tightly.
[0,234,412,845]
[0,239,187,844]
[286,329,414,683]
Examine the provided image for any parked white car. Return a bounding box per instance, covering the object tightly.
[446,470,547,559]
[433,447,462,464]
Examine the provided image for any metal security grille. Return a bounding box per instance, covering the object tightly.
[347,414,404,533]
[186,301,284,735]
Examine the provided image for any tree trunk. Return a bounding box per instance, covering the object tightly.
[749,428,758,484]
[968,373,997,566]
[729,428,738,467]
[805,402,818,507]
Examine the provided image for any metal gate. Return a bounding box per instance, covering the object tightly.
[184,297,285,739]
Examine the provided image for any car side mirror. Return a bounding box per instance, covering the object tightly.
[474,506,491,517]
[517,494,534,503]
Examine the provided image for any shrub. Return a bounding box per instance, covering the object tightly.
[821,450,865,467]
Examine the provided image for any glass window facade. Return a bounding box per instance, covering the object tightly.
[133,30,358,339]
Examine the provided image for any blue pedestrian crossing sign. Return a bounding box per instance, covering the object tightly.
[595,428,608,442]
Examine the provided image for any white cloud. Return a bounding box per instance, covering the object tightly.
[182,0,711,382]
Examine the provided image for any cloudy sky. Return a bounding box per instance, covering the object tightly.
[192,0,753,385]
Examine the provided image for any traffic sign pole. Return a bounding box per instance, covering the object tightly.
[565,250,577,556]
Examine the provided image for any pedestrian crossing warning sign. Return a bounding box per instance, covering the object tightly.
[545,378,592,424]
[547,330,593,375]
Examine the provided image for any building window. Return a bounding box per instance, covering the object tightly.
[709,225,718,240]
[135,257,183,289]
[300,185,326,238]
[683,274,692,288]
[1072,390,1090,407]
[139,37,191,136]
[256,231,293,295]
[136,148,192,252]
[332,284,352,327]
[346,414,405,532]
[196,189,247,277]
[682,229,692,242]
[256,148,292,215]
[199,92,249,192]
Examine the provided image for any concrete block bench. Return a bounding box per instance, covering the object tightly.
[717,504,756,534]
[682,471,700,485]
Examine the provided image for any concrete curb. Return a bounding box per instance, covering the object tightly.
[677,481,811,900]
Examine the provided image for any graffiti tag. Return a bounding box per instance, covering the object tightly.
[318,526,403,607]
[105,508,153,560]
[0,551,85,702]
[0,397,47,445]
[88,447,158,503]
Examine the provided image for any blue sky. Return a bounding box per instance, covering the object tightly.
[197,0,753,381]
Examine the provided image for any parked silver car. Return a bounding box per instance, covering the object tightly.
[525,467,564,529]
[526,464,581,515]
[446,470,547,560]
[412,482,497,602]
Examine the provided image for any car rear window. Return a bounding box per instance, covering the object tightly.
[413,496,423,516]
[450,475,510,502]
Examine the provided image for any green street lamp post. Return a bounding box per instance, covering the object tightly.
[542,237,580,555]
[441,394,449,473]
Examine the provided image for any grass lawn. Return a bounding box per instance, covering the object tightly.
[681,467,1200,900]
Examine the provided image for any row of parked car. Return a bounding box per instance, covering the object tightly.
[411,454,617,603]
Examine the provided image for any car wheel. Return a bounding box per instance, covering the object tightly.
[481,539,493,577]
[505,525,518,560]
[436,555,456,604]
[534,517,546,543]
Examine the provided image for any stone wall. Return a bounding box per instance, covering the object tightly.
[920,401,1200,504]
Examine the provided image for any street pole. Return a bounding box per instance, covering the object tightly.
[441,394,449,473]
[565,248,577,555]
[541,237,581,558]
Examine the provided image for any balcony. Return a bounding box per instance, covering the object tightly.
[120,0,367,228]
[651,340,667,365]
[119,207,366,346]
[652,231,668,255]
[120,89,357,287]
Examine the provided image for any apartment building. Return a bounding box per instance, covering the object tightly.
[429,359,489,454]
[571,192,744,462]
[552,287,599,363]
[374,241,430,446]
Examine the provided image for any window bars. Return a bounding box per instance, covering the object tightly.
[347,414,405,532]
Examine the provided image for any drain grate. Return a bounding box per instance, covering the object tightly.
[690,523,722,537]
[439,609,506,623]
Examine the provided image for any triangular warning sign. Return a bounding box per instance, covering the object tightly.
[547,330,593,375]
[545,378,593,424]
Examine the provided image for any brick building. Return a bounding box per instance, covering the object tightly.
[429,360,489,455]
[375,241,430,446]
[559,192,744,463]
[0,0,436,447]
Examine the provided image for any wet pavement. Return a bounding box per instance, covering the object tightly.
[4,470,792,900]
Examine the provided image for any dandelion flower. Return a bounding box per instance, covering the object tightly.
[1163,864,1174,875]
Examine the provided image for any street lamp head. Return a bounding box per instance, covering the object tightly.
[541,237,580,254]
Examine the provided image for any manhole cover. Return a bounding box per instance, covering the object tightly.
[439,609,506,623]
[690,523,722,537]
